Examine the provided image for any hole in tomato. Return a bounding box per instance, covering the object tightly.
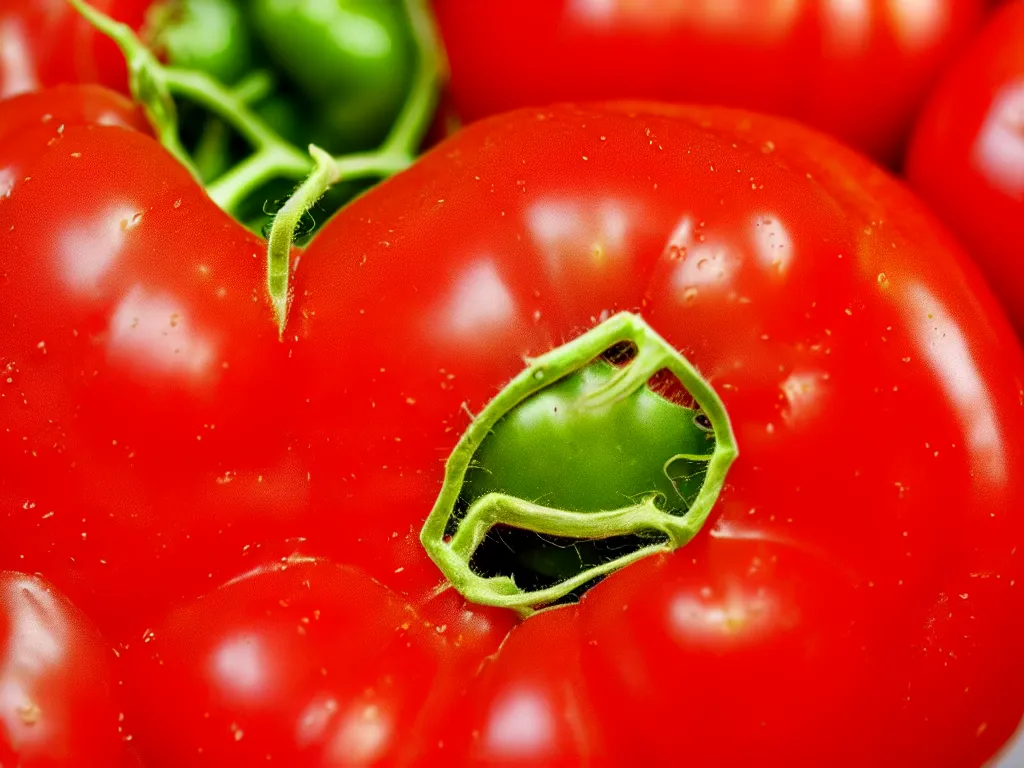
[468,525,669,604]
[647,367,696,409]
[601,339,638,367]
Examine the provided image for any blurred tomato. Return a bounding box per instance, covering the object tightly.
[906,0,1024,333]
[433,0,986,164]
[0,571,133,767]
[0,0,150,98]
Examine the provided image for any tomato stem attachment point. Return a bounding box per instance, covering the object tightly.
[420,313,738,617]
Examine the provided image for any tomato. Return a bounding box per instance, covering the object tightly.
[249,0,415,152]
[121,557,511,766]
[432,0,987,164]
[905,0,1024,335]
[0,0,150,98]
[146,0,254,86]
[0,86,303,638]
[0,570,134,767]
[283,103,1024,764]
[4,83,1023,762]
[0,85,148,144]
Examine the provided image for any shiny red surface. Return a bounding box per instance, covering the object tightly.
[907,0,1024,333]
[0,0,149,98]
[434,0,986,164]
[1,90,1022,763]
[0,571,133,766]
[291,103,1024,765]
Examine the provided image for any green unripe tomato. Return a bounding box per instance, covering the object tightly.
[148,0,254,84]
[461,360,713,517]
[250,0,415,152]
[459,359,715,584]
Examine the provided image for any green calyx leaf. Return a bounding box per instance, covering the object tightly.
[420,313,739,616]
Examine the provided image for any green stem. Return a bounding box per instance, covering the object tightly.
[207,148,309,212]
[256,0,442,335]
[192,72,277,182]
[419,313,739,615]
[265,146,337,335]
[380,0,444,157]
[67,0,197,176]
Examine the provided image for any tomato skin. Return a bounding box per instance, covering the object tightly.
[906,0,1024,334]
[122,559,487,766]
[442,608,607,767]
[0,0,150,98]
[0,571,133,767]
[286,103,1024,764]
[0,84,148,146]
[433,0,986,164]
[0,92,303,639]
[3,90,1023,762]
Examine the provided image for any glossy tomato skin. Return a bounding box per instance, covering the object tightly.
[906,0,1024,334]
[433,0,986,164]
[287,104,1024,764]
[0,87,306,639]
[439,607,606,767]
[0,571,134,767]
[122,559,492,767]
[0,0,150,98]
[0,84,148,144]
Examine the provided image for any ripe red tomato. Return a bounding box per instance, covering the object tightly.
[906,0,1024,334]
[0,0,150,98]
[121,558,513,766]
[0,85,304,638]
[286,103,1024,765]
[0,571,134,767]
[3,89,1023,764]
[433,0,987,164]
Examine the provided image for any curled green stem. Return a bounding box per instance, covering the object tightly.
[266,146,337,334]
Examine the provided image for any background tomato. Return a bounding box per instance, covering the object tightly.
[282,103,1024,765]
[0,571,133,767]
[0,0,150,98]
[906,0,1024,334]
[432,0,986,164]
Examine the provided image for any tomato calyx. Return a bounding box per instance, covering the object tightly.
[421,313,738,616]
[68,0,443,334]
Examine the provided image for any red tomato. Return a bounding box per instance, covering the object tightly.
[0,570,133,767]
[121,558,508,766]
[0,84,510,647]
[286,103,1024,764]
[0,84,148,143]
[4,90,1023,763]
[906,0,1024,334]
[0,0,150,98]
[433,0,986,164]
[0,86,303,638]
